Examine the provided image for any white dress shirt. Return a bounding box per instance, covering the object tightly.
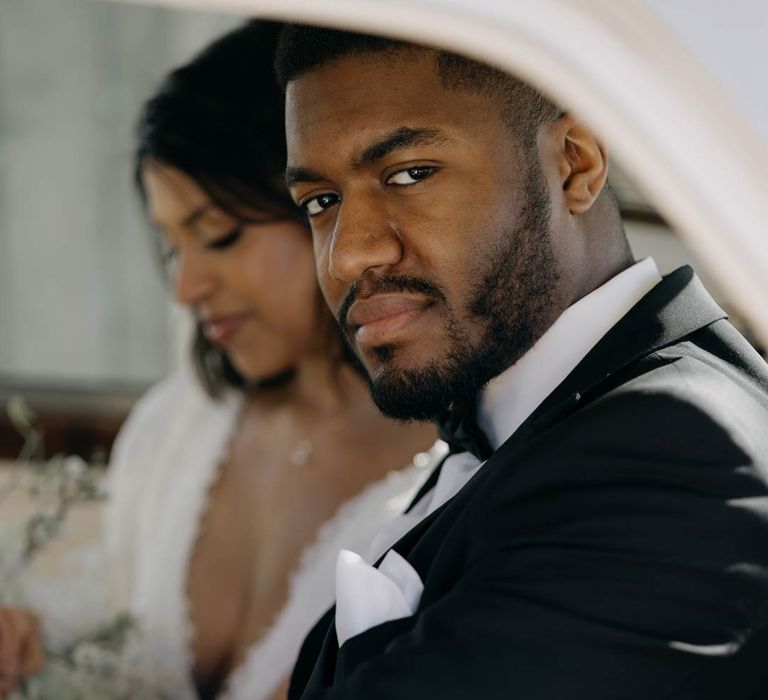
[367,258,662,562]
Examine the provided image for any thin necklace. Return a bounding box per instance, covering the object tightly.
[288,415,347,467]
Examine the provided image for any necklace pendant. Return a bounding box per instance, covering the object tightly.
[289,439,313,467]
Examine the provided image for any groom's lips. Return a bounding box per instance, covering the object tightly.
[347,294,432,347]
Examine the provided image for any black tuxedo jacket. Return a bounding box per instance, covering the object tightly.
[290,267,768,699]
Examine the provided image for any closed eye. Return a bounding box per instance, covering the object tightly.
[302,193,340,217]
[160,242,177,262]
[207,226,243,251]
[386,166,437,186]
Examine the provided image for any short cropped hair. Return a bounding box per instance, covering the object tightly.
[274,25,562,148]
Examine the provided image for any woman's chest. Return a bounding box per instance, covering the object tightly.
[184,443,355,697]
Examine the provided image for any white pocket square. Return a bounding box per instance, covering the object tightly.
[335,548,424,647]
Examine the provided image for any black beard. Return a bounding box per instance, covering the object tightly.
[353,161,560,422]
[364,315,480,421]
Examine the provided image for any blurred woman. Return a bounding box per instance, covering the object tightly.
[106,20,437,700]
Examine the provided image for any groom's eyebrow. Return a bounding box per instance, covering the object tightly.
[285,166,324,188]
[353,127,451,168]
[285,127,451,187]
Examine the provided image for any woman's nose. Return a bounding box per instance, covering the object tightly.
[173,247,216,306]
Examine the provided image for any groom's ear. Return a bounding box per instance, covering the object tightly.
[553,114,609,215]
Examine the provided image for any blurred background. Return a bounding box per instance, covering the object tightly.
[0,0,239,460]
[0,0,762,463]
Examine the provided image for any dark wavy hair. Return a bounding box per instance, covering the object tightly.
[135,20,337,398]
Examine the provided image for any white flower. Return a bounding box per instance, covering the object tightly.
[63,456,87,480]
[2,399,166,698]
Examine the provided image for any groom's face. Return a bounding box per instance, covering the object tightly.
[286,50,562,419]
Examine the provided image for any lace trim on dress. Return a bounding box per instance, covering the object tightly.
[177,390,245,699]
[116,365,443,700]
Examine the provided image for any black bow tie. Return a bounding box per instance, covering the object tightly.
[436,401,494,461]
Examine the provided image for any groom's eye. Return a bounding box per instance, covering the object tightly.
[302,193,340,217]
[386,166,437,186]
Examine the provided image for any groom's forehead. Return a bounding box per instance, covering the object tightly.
[285,53,498,151]
[287,49,440,106]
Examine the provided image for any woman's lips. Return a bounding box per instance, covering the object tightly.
[202,313,251,347]
[347,295,432,347]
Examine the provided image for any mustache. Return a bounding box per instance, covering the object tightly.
[337,274,447,330]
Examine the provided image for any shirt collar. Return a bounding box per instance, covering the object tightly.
[477,257,662,451]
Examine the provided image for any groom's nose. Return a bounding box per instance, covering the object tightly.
[328,192,404,285]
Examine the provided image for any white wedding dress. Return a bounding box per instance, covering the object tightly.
[105,363,443,700]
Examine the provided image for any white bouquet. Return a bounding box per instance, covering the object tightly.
[1,398,166,699]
